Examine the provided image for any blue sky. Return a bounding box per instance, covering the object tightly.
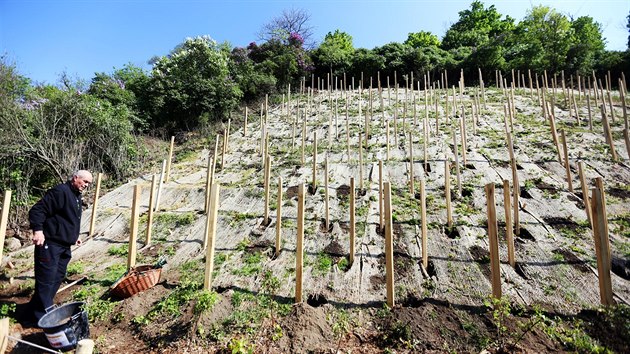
[1,0,628,85]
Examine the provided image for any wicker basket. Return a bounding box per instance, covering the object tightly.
[110,265,162,298]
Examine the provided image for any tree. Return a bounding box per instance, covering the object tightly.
[312,30,354,77]
[373,42,413,84]
[513,6,573,73]
[405,31,440,48]
[441,1,514,51]
[258,8,316,49]
[567,16,605,74]
[147,36,242,132]
[247,33,313,91]
[627,10,630,49]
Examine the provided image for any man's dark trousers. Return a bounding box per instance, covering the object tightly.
[30,241,71,322]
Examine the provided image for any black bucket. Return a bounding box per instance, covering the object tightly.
[37,302,90,351]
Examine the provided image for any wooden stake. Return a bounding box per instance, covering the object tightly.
[560,130,574,192]
[264,154,271,225]
[503,180,515,267]
[420,179,428,269]
[203,183,220,289]
[587,92,593,131]
[591,178,614,305]
[506,132,520,235]
[301,119,306,165]
[165,136,175,183]
[244,106,248,137]
[295,183,305,303]
[485,183,501,299]
[127,185,141,271]
[311,132,318,193]
[359,133,364,191]
[445,160,453,229]
[384,181,395,307]
[378,160,384,231]
[0,190,11,266]
[600,105,618,162]
[275,176,283,257]
[88,172,102,237]
[350,177,356,264]
[578,162,592,227]
[386,120,390,161]
[624,128,630,160]
[547,102,563,164]
[409,132,414,194]
[154,160,166,212]
[324,156,330,231]
[452,129,462,196]
[145,174,157,244]
[204,156,213,213]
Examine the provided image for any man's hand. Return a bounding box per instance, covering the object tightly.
[32,230,45,246]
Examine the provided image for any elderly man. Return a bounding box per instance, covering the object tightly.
[28,170,93,323]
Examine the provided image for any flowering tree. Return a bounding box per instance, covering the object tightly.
[258,8,316,49]
[146,36,242,132]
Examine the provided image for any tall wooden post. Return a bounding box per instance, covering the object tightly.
[560,130,574,192]
[384,182,395,307]
[445,160,453,229]
[578,162,592,227]
[379,160,384,231]
[409,132,414,194]
[244,106,248,137]
[324,157,330,231]
[165,136,175,183]
[264,155,271,225]
[145,174,157,244]
[591,178,613,305]
[350,177,356,264]
[359,133,364,191]
[503,180,515,267]
[203,183,221,289]
[0,190,11,266]
[420,179,428,269]
[295,183,305,303]
[506,133,520,235]
[275,177,283,258]
[600,105,618,162]
[311,132,317,193]
[127,185,141,271]
[485,183,501,299]
[154,160,166,212]
[88,173,102,237]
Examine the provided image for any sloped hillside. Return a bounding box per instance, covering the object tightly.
[3,82,630,353]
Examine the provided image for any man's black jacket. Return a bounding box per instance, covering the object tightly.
[29,181,83,247]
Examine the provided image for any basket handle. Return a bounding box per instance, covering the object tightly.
[44,304,57,313]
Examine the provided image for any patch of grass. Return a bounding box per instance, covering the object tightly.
[313,252,333,276]
[107,244,128,257]
[232,252,262,276]
[66,261,85,276]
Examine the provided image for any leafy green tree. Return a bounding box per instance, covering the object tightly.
[229,47,277,101]
[441,1,513,83]
[313,30,354,77]
[348,48,385,85]
[405,31,440,48]
[373,42,413,85]
[567,16,605,75]
[512,6,573,73]
[147,36,242,131]
[441,1,514,51]
[248,33,313,91]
